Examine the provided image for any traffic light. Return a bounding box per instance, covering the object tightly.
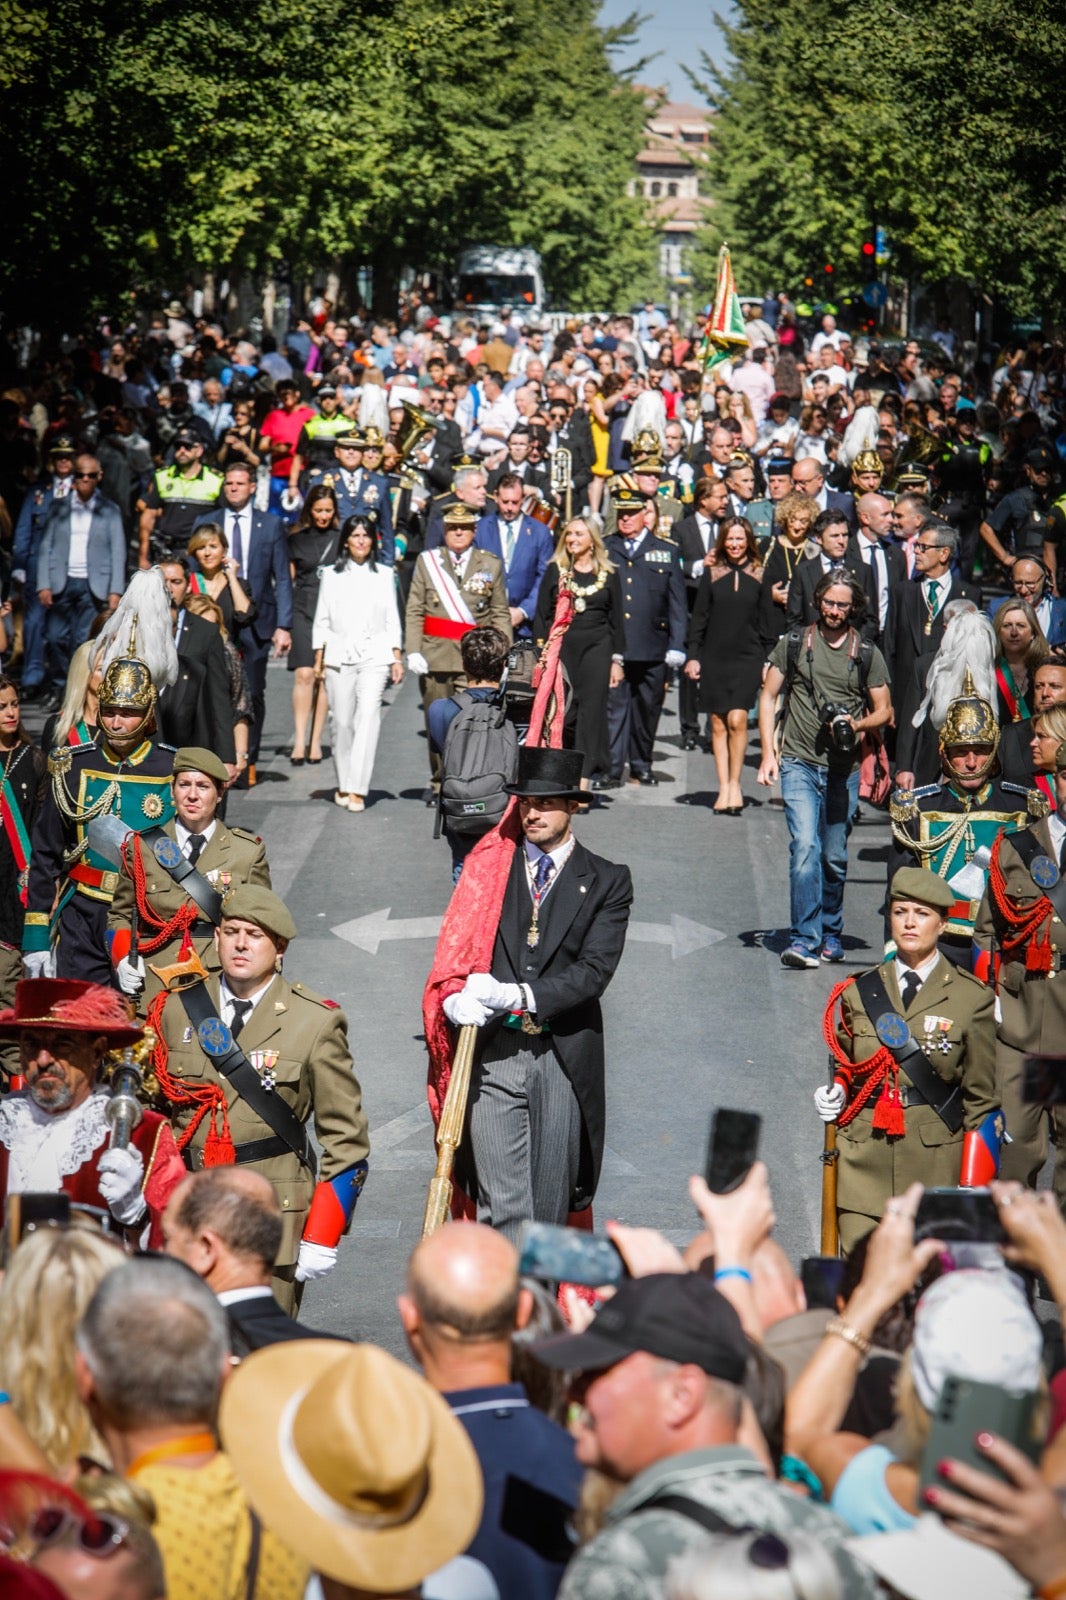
[803,276,814,288]
[861,241,875,256]
[861,239,876,280]
[824,262,834,275]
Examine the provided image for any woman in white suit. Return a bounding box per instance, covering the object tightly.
[312,512,404,812]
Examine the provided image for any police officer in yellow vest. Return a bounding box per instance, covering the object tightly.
[138,430,223,568]
[287,384,352,491]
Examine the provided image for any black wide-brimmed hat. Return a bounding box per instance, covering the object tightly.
[503,746,586,801]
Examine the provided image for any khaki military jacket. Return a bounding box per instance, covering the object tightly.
[109,819,271,1007]
[975,817,1066,1055]
[156,971,369,1266]
[404,547,513,673]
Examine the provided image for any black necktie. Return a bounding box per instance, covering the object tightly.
[1059,831,1066,875]
[900,971,921,1010]
[230,999,252,1040]
[187,834,205,866]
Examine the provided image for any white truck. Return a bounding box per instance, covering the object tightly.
[454,245,546,322]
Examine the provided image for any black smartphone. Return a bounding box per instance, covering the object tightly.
[704,1108,762,1194]
[914,1186,1006,1245]
[4,1191,71,1263]
[518,1222,625,1288]
[1022,1054,1066,1106]
[801,1255,847,1310]
[919,1375,1040,1496]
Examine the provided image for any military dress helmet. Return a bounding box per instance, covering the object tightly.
[852,449,883,480]
[362,425,386,451]
[630,428,665,473]
[939,669,999,782]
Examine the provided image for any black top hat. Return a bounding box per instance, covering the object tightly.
[503,745,586,801]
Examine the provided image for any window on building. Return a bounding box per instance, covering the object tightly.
[667,182,678,197]
[650,181,662,197]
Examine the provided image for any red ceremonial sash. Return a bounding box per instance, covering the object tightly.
[0,770,32,907]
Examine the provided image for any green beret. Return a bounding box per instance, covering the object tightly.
[888,867,955,911]
[172,747,229,786]
[220,887,296,942]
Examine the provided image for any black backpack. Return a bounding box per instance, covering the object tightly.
[436,691,520,840]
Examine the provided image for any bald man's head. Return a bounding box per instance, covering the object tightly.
[164,1165,283,1281]
[405,1223,521,1343]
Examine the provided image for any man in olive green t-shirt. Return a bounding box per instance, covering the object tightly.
[758,567,892,968]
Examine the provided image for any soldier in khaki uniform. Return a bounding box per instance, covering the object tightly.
[151,886,370,1311]
[404,502,512,787]
[817,867,998,1252]
[108,747,271,1007]
[975,739,1066,1205]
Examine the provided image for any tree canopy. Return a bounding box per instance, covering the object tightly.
[690,0,1066,314]
[3,0,657,326]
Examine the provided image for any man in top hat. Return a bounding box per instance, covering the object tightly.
[443,745,632,1239]
[0,978,184,1245]
[11,434,77,703]
[306,430,395,565]
[405,504,512,790]
[23,648,175,987]
[889,677,1045,965]
[817,866,998,1251]
[137,428,223,568]
[975,737,1066,1206]
[107,747,271,1009]
[150,885,370,1311]
[287,383,351,489]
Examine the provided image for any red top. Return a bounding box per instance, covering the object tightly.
[260,406,314,478]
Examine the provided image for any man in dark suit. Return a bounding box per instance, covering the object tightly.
[485,425,551,498]
[854,491,907,647]
[474,474,554,638]
[786,509,878,641]
[305,431,395,564]
[196,461,293,785]
[546,395,594,510]
[674,475,728,748]
[424,462,489,551]
[156,560,237,769]
[408,388,463,491]
[605,482,688,785]
[162,1167,343,1351]
[884,521,979,739]
[443,746,633,1239]
[791,457,856,531]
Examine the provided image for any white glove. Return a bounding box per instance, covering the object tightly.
[11,568,25,586]
[665,650,686,669]
[280,488,302,513]
[407,651,429,676]
[97,1145,147,1225]
[295,1241,338,1283]
[465,973,523,1014]
[814,1084,846,1124]
[23,950,55,979]
[443,990,494,1028]
[116,955,145,996]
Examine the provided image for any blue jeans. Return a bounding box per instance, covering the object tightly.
[45,579,100,688]
[780,758,860,955]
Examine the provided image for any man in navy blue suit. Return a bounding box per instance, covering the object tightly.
[194,462,293,786]
[791,457,856,532]
[12,434,77,700]
[989,557,1066,649]
[305,430,395,565]
[474,475,554,638]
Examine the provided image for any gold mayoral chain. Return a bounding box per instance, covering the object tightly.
[562,567,608,614]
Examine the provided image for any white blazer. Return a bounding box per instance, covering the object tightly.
[311,561,402,668]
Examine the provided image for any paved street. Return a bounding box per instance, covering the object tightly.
[216,661,892,1353]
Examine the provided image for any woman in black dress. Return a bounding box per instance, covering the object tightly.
[534,517,625,794]
[186,522,257,637]
[685,516,764,815]
[758,491,818,653]
[0,675,46,1075]
[286,485,340,765]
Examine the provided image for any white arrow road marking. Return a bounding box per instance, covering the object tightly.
[333,909,726,960]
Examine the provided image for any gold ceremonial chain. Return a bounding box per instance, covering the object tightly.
[562,567,608,614]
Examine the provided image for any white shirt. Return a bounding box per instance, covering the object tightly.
[858,535,889,631]
[52,474,72,499]
[689,515,715,580]
[922,572,952,611]
[622,530,648,557]
[217,1286,274,1307]
[893,948,941,1006]
[519,836,576,1013]
[175,818,218,858]
[68,492,96,578]
[312,560,402,667]
[1048,810,1066,861]
[219,974,275,1031]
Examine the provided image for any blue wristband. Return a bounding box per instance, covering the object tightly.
[714,1267,753,1285]
[0,1391,11,1405]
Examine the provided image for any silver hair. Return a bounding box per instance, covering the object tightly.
[77,1256,230,1428]
[667,1529,843,1600]
[96,569,179,690]
[912,606,995,729]
[454,465,487,492]
[924,520,958,552]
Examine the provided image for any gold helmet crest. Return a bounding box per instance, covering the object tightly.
[939,670,999,781]
[852,449,883,480]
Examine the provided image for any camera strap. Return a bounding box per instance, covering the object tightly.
[853,967,964,1132]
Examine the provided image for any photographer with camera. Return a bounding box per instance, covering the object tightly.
[758,568,891,968]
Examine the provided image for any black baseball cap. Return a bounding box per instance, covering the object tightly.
[1027,445,1055,473]
[532,1273,748,1382]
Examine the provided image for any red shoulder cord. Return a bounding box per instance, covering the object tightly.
[822,978,906,1137]
[146,989,236,1165]
[125,834,199,957]
[987,833,1055,974]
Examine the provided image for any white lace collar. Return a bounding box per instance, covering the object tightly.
[0,1090,111,1193]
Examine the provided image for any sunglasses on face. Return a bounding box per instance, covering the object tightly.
[29,1507,130,1558]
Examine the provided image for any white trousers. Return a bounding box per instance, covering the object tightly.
[326,662,389,795]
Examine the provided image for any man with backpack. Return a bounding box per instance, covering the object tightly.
[756,568,892,968]
[429,626,518,883]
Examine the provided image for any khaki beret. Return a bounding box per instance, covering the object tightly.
[888,867,954,911]
[172,747,229,786]
[220,887,296,942]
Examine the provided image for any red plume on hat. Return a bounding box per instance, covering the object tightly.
[0,980,143,1043]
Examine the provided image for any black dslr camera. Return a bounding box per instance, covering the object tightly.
[819,702,857,756]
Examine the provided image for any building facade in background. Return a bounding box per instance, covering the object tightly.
[630,97,711,287]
